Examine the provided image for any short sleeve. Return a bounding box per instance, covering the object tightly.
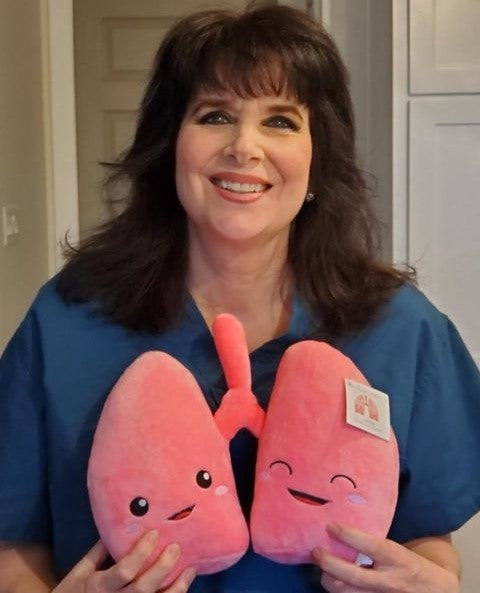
[0,310,51,544]
[389,314,480,542]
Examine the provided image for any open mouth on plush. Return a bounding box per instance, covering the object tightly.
[288,488,331,506]
[168,505,195,520]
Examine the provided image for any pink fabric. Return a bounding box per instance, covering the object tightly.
[250,340,399,563]
[213,314,265,439]
[87,350,249,585]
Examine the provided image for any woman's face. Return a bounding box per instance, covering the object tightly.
[175,89,312,248]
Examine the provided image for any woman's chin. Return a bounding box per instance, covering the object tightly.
[210,224,280,247]
[188,213,290,250]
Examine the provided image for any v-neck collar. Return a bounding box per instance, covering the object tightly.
[174,292,319,408]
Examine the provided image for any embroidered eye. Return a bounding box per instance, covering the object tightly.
[269,460,293,474]
[330,474,357,488]
[196,470,212,488]
[129,497,149,516]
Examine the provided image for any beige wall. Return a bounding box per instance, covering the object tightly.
[0,0,50,350]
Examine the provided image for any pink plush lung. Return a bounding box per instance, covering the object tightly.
[250,340,399,564]
[87,349,250,584]
[212,314,265,440]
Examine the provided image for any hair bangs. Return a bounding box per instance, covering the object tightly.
[185,22,319,106]
[195,50,296,101]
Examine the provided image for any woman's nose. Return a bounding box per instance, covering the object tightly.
[223,125,264,165]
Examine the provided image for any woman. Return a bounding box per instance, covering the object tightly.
[0,5,479,593]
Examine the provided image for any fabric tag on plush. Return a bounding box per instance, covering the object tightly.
[345,379,391,441]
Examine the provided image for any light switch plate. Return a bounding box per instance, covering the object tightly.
[2,204,20,246]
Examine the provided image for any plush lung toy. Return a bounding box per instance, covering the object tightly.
[87,315,263,584]
[250,340,399,564]
[88,314,399,581]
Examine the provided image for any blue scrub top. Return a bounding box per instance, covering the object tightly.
[0,279,479,593]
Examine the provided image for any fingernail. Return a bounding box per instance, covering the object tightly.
[147,530,158,544]
[166,542,181,559]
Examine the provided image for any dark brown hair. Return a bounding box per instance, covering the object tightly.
[57,4,414,338]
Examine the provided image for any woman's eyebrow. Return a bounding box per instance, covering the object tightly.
[189,98,231,116]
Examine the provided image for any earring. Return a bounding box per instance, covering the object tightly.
[305,192,315,202]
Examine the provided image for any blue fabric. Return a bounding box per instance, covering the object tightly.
[1,279,479,593]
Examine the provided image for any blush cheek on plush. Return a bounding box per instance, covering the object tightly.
[250,341,399,564]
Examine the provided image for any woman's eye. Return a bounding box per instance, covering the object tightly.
[198,111,231,125]
[265,116,299,131]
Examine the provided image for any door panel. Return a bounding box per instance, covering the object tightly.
[410,0,480,93]
[74,0,255,234]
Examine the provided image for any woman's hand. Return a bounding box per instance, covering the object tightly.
[312,523,460,593]
[53,530,196,593]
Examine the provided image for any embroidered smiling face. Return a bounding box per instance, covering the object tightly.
[91,459,241,566]
[266,460,364,508]
[250,341,399,564]
[101,467,220,534]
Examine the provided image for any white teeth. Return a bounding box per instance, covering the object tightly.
[214,179,268,193]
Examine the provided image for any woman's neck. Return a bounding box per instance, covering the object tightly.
[187,232,293,351]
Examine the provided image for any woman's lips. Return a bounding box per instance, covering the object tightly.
[210,173,272,203]
[211,183,267,203]
[211,171,271,186]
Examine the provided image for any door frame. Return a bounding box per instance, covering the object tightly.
[43,0,78,274]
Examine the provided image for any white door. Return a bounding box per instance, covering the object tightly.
[409,97,480,369]
[74,0,255,234]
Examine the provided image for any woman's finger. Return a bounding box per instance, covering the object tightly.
[100,530,159,590]
[313,548,380,591]
[68,540,109,579]
[123,542,183,592]
[321,570,378,593]
[53,541,109,591]
[160,567,196,593]
[320,570,345,592]
[325,523,400,565]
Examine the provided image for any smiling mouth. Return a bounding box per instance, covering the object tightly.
[211,177,272,194]
[167,505,195,521]
[288,488,331,506]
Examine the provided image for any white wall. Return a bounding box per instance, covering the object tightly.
[0,0,50,350]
